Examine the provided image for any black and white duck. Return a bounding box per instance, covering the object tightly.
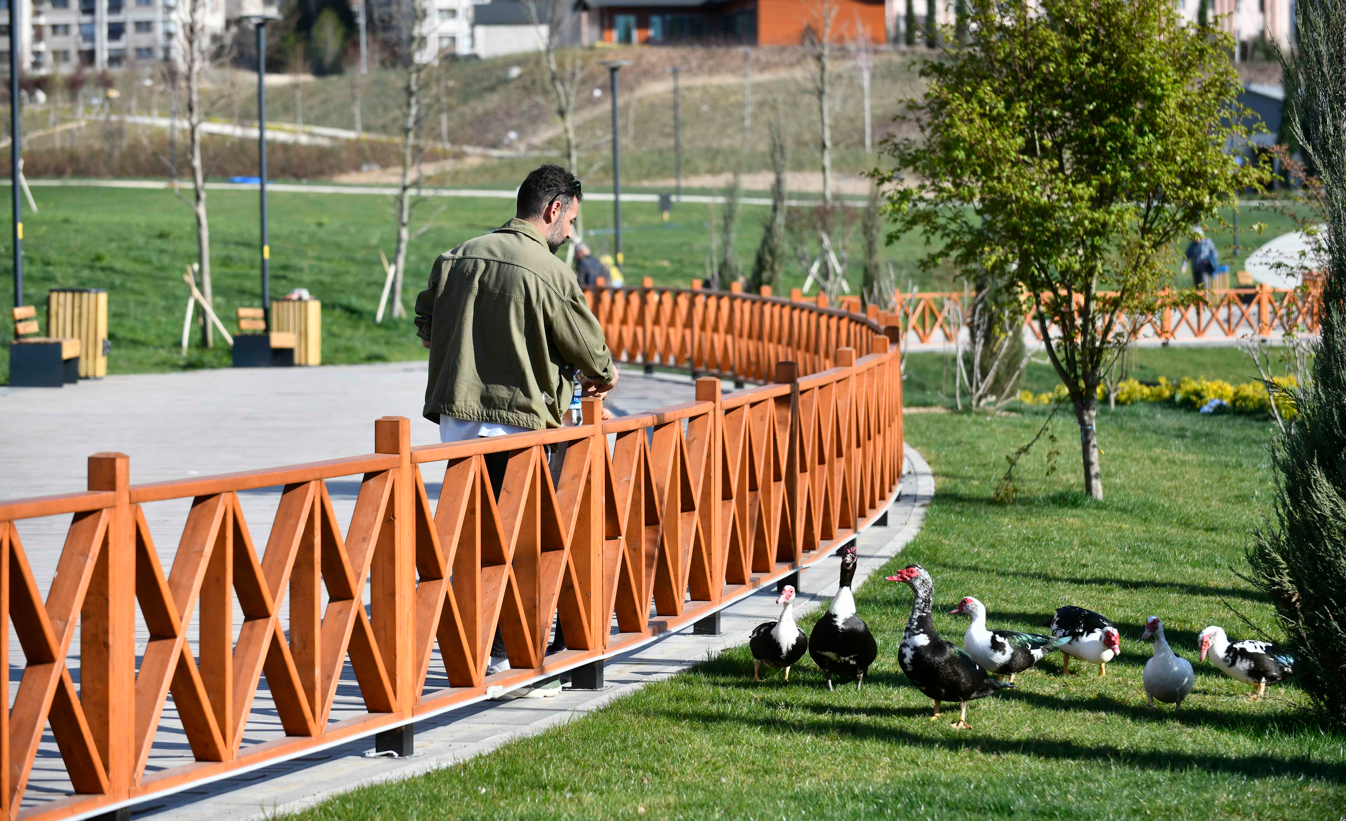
[949,596,1070,683]
[1048,605,1122,676]
[887,565,1013,728]
[1141,616,1194,709]
[807,543,878,691]
[749,585,808,682]
[1197,625,1295,700]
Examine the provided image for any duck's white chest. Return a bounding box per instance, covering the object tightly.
[1063,630,1116,663]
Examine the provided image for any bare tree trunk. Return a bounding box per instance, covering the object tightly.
[389,0,428,321]
[1073,395,1103,499]
[742,47,752,153]
[810,2,836,207]
[531,0,589,251]
[186,0,213,347]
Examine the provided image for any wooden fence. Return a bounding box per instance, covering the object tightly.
[0,286,903,821]
[884,284,1323,346]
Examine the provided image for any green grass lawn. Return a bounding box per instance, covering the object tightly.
[0,184,1309,387]
[280,404,1344,821]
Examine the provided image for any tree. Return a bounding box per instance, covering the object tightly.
[882,0,1266,499]
[717,172,743,287]
[387,0,431,321]
[924,0,937,48]
[904,0,917,47]
[1197,0,1209,30]
[805,0,837,207]
[1246,0,1346,727]
[955,0,969,46]
[178,0,216,347]
[749,119,788,293]
[848,30,874,155]
[527,0,591,255]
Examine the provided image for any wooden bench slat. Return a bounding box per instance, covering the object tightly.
[238,318,267,331]
[236,307,265,319]
[14,319,39,337]
[13,337,81,359]
[269,332,297,350]
[12,305,36,321]
[61,338,82,360]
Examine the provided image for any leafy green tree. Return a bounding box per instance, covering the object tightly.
[882,0,1266,499]
[1246,0,1346,727]
[955,0,969,45]
[925,0,937,48]
[749,120,789,293]
[904,0,916,47]
[1197,0,1209,29]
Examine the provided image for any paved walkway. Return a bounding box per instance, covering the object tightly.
[0,365,928,821]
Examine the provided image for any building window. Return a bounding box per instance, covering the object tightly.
[648,15,662,42]
[108,48,125,66]
[0,25,9,37]
[108,0,124,13]
[438,7,456,20]
[52,23,71,35]
[79,49,94,65]
[135,46,153,58]
[136,0,154,5]
[50,0,70,7]
[108,22,125,40]
[439,35,456,51]
[54,49,71,63]
[134,20,152,32]
[614,14,635,44]
[79,22,95,42]
[32,52,44,67]
[80,0,95,14]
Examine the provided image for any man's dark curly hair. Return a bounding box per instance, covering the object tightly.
[516,165,583,219]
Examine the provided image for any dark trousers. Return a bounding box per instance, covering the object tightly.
[483,446,567,659]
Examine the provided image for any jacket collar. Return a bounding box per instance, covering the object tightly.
[495,217,550,250]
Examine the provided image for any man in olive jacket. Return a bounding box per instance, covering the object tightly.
[416,165,616,677]
[415,164,617,438]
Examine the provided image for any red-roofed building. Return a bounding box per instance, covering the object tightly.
[574,0,887,46]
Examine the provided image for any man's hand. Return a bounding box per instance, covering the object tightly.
[580,365,619,398]
[421,337,431,349]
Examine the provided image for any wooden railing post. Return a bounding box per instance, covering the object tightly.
[1258,284,1273,336]
[641,277,656,374]
[580,396,607,650]
[695,378,723,601]
[86,452,134,801]
[373,417,414,753]
[774,361,802,569]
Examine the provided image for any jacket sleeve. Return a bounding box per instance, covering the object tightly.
[553,281,616,384]
[414,257,442,342]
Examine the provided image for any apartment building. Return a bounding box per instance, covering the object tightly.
[2,0,228,75]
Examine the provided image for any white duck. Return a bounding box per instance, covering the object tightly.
[1197,625,1295,700]
[1141,615,1194,709]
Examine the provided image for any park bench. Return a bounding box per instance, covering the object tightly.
[232,307,297,368]
[9,305,80,387]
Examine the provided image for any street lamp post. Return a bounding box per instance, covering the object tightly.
[238,6,282,330]
[667,65,681,203]
[600,60,631,266]
[9,0,21,309]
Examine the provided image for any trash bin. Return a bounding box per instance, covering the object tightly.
[271,298,322,366]
[47,288,108,378]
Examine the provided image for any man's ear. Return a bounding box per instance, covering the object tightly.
[545,199,562,225]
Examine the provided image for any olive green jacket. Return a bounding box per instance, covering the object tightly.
[414,218,615,430]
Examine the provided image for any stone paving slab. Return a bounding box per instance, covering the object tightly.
[133,445,932,821]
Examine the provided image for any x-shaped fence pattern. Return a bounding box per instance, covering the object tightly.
[880,285,1322,346]
[0,286,903,821]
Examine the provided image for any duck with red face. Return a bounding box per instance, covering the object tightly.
[886,565,1013,729]
[1198,625,1295,701]
[748,585,808,683]
[1048,605,1122,676]
[950,596,1071,683]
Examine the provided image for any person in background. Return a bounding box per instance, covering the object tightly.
[574,242,610,288]
[415,164,618,683]
[1182,227,1219,289]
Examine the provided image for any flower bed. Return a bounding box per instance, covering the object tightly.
[1018,376,1298,419]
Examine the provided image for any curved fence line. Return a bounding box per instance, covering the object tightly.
[0,287,904,821]
[889,285,1322,347]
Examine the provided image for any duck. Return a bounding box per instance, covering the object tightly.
[1197,625,1295,700]
[1048,605,1121,676]
[1141,616,1194,709]
[887,565,1013,729]
[949,596,1071,683]
[749,585,808,682]
[807,543,878,691]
